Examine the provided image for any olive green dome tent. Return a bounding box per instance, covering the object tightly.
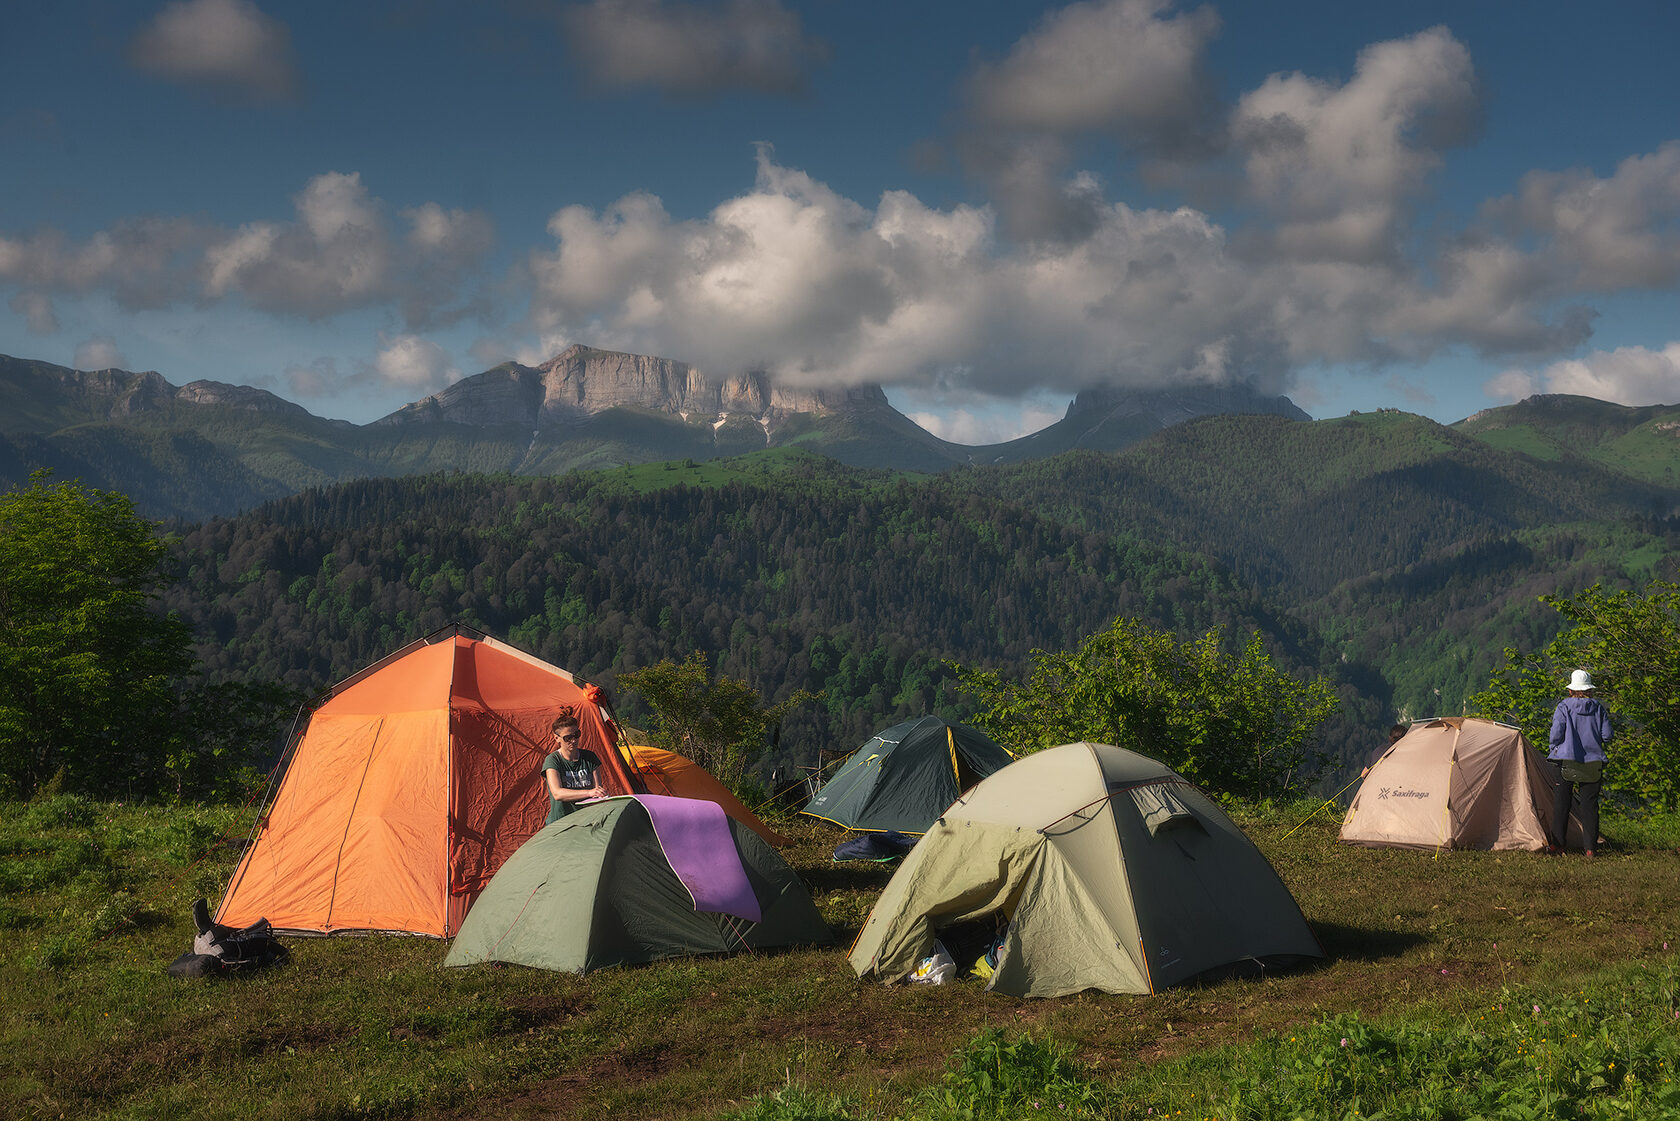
[445,795,832,974]
[849,742,1322,997]
[801,716,1014,834]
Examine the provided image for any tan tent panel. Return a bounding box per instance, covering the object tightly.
[217,625,640,937]
[1341,717,1579,852]
[849,742,1321,998]
[622,742,792,847]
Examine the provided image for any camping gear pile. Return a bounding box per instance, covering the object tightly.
[831,830,917,862]
[167,899,288,979]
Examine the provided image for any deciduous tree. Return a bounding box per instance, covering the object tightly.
[622,651,818,794]
[953,617,1338,798]
[0,473,194,798]
[1470,581,1680,809]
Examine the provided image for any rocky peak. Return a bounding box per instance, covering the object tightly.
[176,380,314,417]
[378,344,891,428]
[58,367,176,417]
[1066,382,1309,428]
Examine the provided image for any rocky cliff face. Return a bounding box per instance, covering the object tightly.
[54,367,176,417]
[0,358,309,425]
[175,380,316,417]
[377,344,889,429]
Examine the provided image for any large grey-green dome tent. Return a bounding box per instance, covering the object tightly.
[445,795,832,973]
[849,742,1322,997]
[800,716,1014,834]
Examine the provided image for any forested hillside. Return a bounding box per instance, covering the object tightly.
[949,411,1680,720]
[161,453,1383,783]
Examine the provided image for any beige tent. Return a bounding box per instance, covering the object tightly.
[1341,717,1579,852]
[849,742,1322,998]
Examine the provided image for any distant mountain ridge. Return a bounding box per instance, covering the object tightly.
[0,356,330,434]
[0,347,1325,517]
[7,346,1675,524]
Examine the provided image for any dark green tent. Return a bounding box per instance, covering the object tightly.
[444,796,832,973]
[800,716,1014,834]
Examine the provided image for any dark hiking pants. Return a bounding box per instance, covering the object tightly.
[1547,760,1600,853]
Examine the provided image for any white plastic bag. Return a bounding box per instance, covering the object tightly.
[907,939,956,985]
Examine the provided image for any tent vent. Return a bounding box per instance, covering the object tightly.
[1131,784,1205,836]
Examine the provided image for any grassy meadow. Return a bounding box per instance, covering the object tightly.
[2,794,1678,1120]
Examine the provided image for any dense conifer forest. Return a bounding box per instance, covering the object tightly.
[137,409,1679,787]
[159,455,1387,783]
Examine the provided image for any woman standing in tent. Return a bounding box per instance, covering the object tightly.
[1547,670,1612,857]
[544,711,607,824]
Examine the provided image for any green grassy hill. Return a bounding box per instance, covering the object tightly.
[3,796,1674,1120]
[1455,393,1680,487]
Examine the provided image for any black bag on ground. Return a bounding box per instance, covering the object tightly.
[167,898,289,978]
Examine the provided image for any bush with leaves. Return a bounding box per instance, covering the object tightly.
[621,651,819,794]
[1469,580,1680,809]
[0,473,292,802]
[953,617,1338,798]
[0,473,197,799]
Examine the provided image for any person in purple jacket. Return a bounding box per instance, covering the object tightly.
[1547,669,1612,857]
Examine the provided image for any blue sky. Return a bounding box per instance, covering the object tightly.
[3,0,1679,442]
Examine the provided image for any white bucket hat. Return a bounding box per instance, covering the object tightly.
[1568,669,1595,692]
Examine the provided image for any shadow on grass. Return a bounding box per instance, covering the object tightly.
[1309,920,1429,964]
[800,861,900,894]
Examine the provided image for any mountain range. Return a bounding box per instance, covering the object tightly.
[6,343,1678,775]
[2,345,1310,518]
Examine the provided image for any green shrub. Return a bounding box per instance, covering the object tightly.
[726,1082,866,1121]
[922,1028,1110,1119]
[1176,962,1680,1121]
[164,813,227,867]
[22,793,96,830]
[84,890,142,939]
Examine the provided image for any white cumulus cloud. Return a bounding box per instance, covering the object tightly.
[1232,26,1480,263]
[906,401,1068,445]
[374,334,460,392]
[197,172,495,323]
[529,146,1300,396]
[129,0,300,102]
[1484,142,1680,291]
[0,174,493,328]
[1487,343,1680,407]
[561,0,826,96]
[73,337,128,371]
[9,292,58,334]
[967,0,1220,152]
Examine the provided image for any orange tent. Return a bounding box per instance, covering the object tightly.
[217,626,641,936]
[624,742,792,847]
